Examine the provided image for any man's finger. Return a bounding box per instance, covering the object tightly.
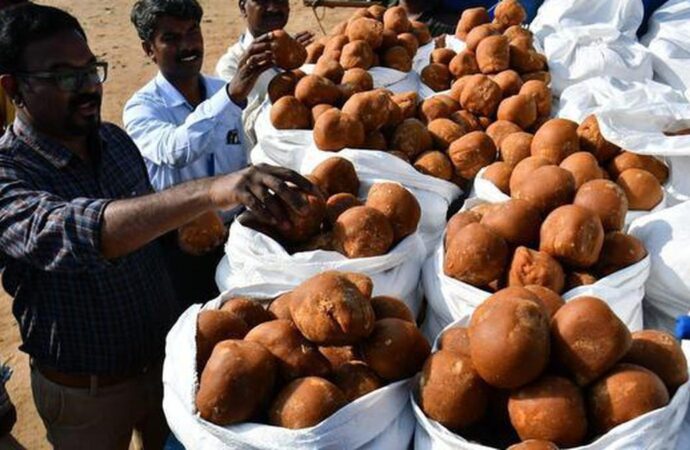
[248,183,289,227]
[238,189,275,225]
[261,165,321,198]
[260,174,315,216]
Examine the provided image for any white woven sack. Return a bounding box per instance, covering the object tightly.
[163,290,416,450]
[421,198,649,340]
[542,25,653,96]
[413,317,690,450]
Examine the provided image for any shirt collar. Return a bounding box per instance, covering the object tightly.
[12,117,104,169]
[154,72,211,109]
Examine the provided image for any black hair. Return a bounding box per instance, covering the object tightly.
[0,3,86,74]
[131,0,203,42]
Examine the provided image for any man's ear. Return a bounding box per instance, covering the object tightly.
[0,74,19,101]
[141,40,156,61]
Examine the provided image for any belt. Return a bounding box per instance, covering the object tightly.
[32,360,152,390]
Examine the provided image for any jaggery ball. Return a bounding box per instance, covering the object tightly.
[314,57,345,83]
[456,7,490,40]
[623,330,689,392]
[370,295,415,323]
[445,210,482,248]
[513,166,576,214]
[295,74,341,107]
[333,206,395,258]
[340,40,375,70]
[486,120,522,148]
[477,35,510,74]
[391,91,418,120]
[507,441,559,450]
[388,150,411,163]
[342,90,391,132]
[509,156,551,192]
[312,157,360,196]
[531,119,580,164]
[559,152,604,189]
[430,47,456,65]
[347,17,384,50]
[397,32,419,59]
[524,285,565,318]
[520,80,552,118]
[220,297,275,329]
[421,63,452,92]
[365,182,421,241]
[587,364,669,435]
[594,231,647,277]
[608,151,669,184]
[177,211,226,255]
[419,97,452,123]
[414,151,454,180]
[323,34,349,57]
[510,45,545,73]
[196,310,250,372]
[565,272,598,291]
[508,376,587,447]
[268,71,301,103]
[451,109,482,132]
[616,168,664,210]
[367,4,386,20]
[481,199,541,247]
[448,131,497,179]
[276,193,326,243]
[482,161,513,194]
[500,131,533,166]
[331,361,383,402]
[311,104,336,127]
[383,6,411,33]
[466,24,500,52]
[341,67,373,92]
[314,109,365,151]
[551,297,632,385]
[268,292,294,321]
[361,130,388,150]
[269,377,347,429]
[306,42,325,64]
[362,318,430,381]
[271,96,311,130]
[495,0,527,28]
[450,76,472,102]
[577,115,621,162]
[497,94,537,129]
[449,51,480,78]
[382,45,412,72]
[418,350,490,430]
[319,345,361,371]
[438,327,471,357]
[427,118,466,150]
[245,320,331,380]
[196,340,277,425]
[508,246,565,294]
[289,271,375,345]
[504,25,533,44]
[492,69,523,97]
[522,70,551,85]
[390,118,433,159]
[540,205,604,268]
[573,179,628,231]
[273,30,308,70]
[469,293,550,388]
[444,222,508,286]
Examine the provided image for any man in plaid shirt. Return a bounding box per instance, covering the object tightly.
[0,4,315,449]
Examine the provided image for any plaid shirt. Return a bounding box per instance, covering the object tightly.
[0,119,179,375]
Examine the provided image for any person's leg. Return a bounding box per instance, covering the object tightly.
[133,366,169,450]
[30,366,141,450]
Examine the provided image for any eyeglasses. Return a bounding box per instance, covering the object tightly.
[15,61,108,93]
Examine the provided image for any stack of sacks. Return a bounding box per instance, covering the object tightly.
[640,0,690,100]
[216,157,427,314]
[422,193,651,338]
[413,291,690,449]
[419,0,550,98]
[473,114,671,226]
[164,271,430,449]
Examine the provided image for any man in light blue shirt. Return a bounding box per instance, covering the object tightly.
[124,0,273,192]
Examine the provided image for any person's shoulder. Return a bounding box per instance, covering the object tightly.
[202,74,229,93]
[100,122,140,150]
[0,128,24,161]
[125,76,165,109]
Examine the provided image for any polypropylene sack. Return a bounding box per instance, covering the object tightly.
[421,198,649,340]
[163,291,416,450]
[542,25,653,96]
[412,316,690,450]
[530,0,644,42]
[557,76,687,123]
[596,101,690,204]
[250,139,462,254]
[470,164,667,229]
[628,201,690,333]
[640,0,690,100]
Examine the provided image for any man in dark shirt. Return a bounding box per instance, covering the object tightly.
[0,4,314,449]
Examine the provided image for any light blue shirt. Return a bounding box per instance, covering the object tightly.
[123,72,248,192]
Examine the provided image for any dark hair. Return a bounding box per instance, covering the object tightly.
[0,3,86,74]
[131,0,203,42]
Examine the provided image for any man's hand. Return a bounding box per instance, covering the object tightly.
[228,32,275,105]
[294,31,315,48]
[209,164,321,231]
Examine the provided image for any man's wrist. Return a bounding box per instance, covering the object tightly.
[226,84,248,109]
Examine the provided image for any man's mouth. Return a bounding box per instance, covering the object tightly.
[76,99,100,115]
[178,54,201,63]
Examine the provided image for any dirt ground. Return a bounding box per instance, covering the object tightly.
[0,0,351,448]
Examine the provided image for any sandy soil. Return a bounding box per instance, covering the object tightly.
[0,0,351,447]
